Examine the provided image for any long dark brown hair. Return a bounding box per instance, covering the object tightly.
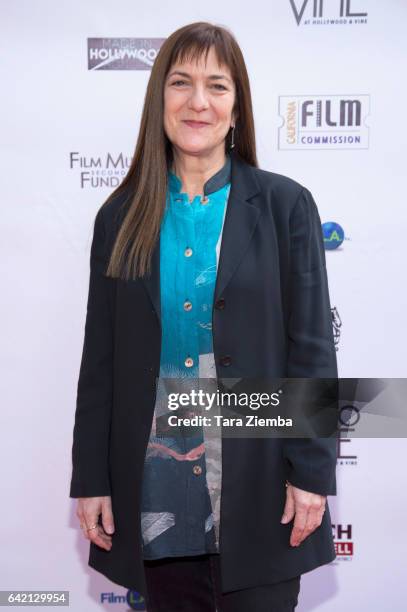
[104,21,258,280]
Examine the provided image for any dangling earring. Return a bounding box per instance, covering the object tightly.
[230,125,235,149]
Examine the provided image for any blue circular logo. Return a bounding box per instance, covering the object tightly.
[127,590,146,610]
[322,222,345,250]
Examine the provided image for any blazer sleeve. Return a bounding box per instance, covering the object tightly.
[69,205,114,498]
[282,187,338,497]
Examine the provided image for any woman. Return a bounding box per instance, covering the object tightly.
[70,21,338,612]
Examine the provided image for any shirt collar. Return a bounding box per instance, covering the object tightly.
[168,153,231,196]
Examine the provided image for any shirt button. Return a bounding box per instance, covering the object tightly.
[201,195,209,205]
[184,300,192,311]
[219,355,232,367]
[185,357,194,368]
[184,247,193,257]
[193,465,202,475]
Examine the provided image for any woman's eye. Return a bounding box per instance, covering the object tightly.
[170,81,227,91]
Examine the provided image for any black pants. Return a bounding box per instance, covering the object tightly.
[143,553,301,612]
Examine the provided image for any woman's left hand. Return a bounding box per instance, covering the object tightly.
[280,481,327,547]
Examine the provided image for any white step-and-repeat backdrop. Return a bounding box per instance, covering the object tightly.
[2,1,406,610]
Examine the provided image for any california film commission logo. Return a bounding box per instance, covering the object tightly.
[278,95,370,149]
[289,0,368,26]
[88,38,165,70]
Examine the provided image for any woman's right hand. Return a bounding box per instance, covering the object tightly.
[76,496,115,551]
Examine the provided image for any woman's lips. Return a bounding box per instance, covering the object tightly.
[183,120,210,128]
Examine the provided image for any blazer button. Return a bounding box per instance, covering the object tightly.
[219,355,232,367]
[215,298,225,310]
[193,465,202,475]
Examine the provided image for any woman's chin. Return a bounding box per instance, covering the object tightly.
[174,140,214,156]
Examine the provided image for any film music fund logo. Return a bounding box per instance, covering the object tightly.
[278,95,370,150]
[289,0,368,26]
[87,38,165,70]
[69,152,131,189]
[332,524,354,560]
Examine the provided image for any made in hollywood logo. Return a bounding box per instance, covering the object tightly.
[288,0,368,26]
[87,38,165,70]
[278,95,370,150]
[69,152,131,189]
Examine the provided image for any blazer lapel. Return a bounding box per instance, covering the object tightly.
[213,152,261,303]
[140,151,262,326]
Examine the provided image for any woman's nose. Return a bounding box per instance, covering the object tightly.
[187,86,209,111]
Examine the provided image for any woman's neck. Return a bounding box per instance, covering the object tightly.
[171,149,227,201]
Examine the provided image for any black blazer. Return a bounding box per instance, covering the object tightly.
[70,149,338,596]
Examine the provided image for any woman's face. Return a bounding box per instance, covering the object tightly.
[163,46,236,158]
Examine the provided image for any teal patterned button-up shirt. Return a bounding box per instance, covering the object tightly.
[140,154,231,559]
